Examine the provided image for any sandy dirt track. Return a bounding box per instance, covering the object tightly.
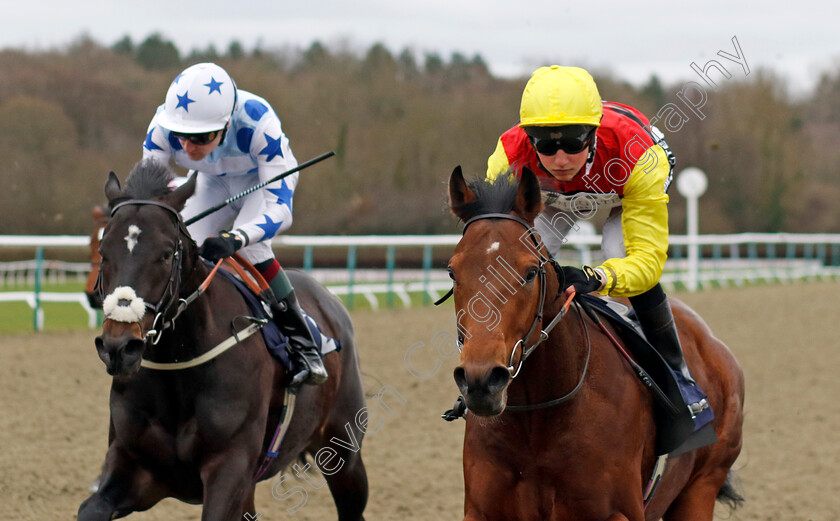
[1,281,838,520]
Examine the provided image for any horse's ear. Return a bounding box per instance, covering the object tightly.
[515,167,543,222]
[92,204,106,221]
[161,173,197,212]
[104,172,123,205]
[448,166,476,221]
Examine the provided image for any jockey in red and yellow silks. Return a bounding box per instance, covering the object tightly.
[486,66,710,434]
[487,99,674,298]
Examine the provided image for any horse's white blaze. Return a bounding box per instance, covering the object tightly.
[103,286,146,323]
[487,242,500,254]
[125,225,142,253]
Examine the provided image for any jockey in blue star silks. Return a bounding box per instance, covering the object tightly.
[142,62,327,388]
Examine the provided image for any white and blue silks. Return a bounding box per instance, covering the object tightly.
[143,89,298,266]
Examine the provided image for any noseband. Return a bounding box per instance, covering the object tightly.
[460,212,571,378]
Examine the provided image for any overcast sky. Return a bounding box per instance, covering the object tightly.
[1,1,836,95]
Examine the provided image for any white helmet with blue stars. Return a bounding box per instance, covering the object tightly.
[157,62,237,134]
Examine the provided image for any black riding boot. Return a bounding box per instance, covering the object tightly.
[634,297,696,385]
[273,292,329,388]
[630,284,695,386]
[265,269,328,388]
[631,285,717,454]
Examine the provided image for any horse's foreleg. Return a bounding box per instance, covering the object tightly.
[78,492,119,521]
[78,448,166,521]
[199,449,257,521]
[321,449,368,521]
[462,457,519,521]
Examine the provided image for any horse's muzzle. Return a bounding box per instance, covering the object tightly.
[95,322,146,376]
[454,364,511,417]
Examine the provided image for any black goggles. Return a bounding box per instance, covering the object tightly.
[171,129,222,146]
[528,127,596,156]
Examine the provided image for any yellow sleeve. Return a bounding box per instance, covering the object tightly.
[596,145,671,297]
[486,138,512,182]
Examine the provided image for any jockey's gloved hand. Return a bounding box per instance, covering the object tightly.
[560,265,604,295]
[199,232,243,262]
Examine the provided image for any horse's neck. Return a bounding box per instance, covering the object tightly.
[505,304,592,410]
[179,258,231,327]
[181,253,205,293]
[148,259,224,361]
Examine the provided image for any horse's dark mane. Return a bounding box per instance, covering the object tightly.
[462,172,519,217]
[124,159,175,200]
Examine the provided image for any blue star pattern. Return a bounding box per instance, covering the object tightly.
[205,77,223,95]
[244,100,268,121]
[256,215,284,241]
[176,91,195,111]
[236,128,254,153]
[143,89,295,246]
[173,73,185,84]
[167,132,183,151]
[144,129,163,151]
[259,133,284,161]
[267,179,294,209]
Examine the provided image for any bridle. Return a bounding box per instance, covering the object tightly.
[97,199,197,345]
[453,212,591,410]
[459,212,575,376]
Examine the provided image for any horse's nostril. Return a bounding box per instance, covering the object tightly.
[453,367,467,391]
[95,333,145,375]
[94,336,109,357]
[94,335,116,370]
[486,366,511,394]
[124,338,145,356]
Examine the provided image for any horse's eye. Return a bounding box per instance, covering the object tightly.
[525,266,539,282]
[447,267,456,281]
[161,250,173,261]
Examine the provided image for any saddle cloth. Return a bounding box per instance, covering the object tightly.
[217,267,340,372]
[579,294,716,455]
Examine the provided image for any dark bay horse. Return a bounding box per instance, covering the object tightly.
[446,166,744,521]
[78,160,368,520]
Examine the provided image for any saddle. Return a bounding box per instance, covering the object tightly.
[577,294,716,456]
[212,258,340,373]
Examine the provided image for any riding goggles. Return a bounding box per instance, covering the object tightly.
[527,126,596,156]
[171,129,222,145]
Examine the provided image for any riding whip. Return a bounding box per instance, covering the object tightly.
[184,151,335,226]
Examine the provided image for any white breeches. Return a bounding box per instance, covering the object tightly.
[534,205,626,260]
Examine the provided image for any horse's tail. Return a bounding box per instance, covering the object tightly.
[716,470,745,510]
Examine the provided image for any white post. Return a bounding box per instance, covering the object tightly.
[676,168,708,292]
[570,220,596,267]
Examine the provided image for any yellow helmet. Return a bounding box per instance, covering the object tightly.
[519,65,603,128]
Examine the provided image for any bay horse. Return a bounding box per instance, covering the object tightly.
[84,203,108,309]
[446,166,744,521]
[78,160,368,520]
